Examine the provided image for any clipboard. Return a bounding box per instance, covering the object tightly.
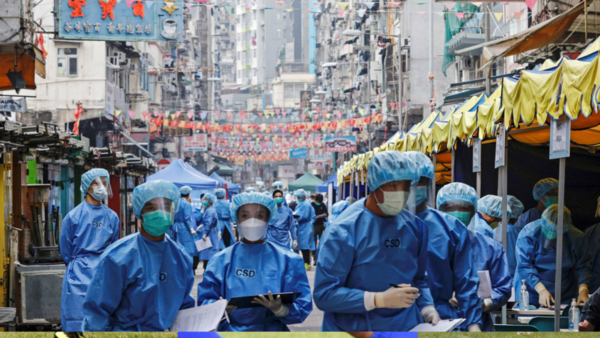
[228,292,301,309]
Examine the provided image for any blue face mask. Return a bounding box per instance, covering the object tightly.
[143,210,173,236]
[415,186,428,206]
[447,211,472,226]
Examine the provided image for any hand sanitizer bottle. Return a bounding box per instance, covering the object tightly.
[519,279,529,311]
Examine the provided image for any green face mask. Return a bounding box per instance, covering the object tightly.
[489,221,500,229]
[315,202,321,206]
[447,211,472,226]
[142,210,173,237]
[275,197,283,205]
[543,196,558,208]
[203,201,209,207]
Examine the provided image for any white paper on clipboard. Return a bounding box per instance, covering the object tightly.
[170,299,227,332]
[195,237,213,252]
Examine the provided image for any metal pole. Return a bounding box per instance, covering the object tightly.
[349,170,355,201]
[476,171,482,197]
[451,148,455,182]
[484,4,491,93]
[554,157,566,331]
[428,0,434,116]
[398,40,403,131]
[585,0,588,42]
[431,154,437,208]
[501,133,508,325]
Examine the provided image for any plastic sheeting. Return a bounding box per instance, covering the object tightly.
[146,159,218,190]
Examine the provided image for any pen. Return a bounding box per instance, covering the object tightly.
[390,283,401,288]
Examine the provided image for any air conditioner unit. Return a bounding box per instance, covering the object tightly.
[109,57,119,66]
[141,52,150,62]
[123,59,131,68]
[130,63,137,71]
[114,52,126,63]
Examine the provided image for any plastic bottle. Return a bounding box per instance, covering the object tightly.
[569,298,580,331]
[519,279,529,311]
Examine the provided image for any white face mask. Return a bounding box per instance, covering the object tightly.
[374,190,409,216]
[90,185,108,201]
[239,218,268,241]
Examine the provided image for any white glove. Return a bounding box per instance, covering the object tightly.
[578,285,590,305]
[202,233,207,240]
[293,239,298,248]
[421,305,440,325]
[190,228,197,235]
[218,231,222,240]
[468,324,482,332]
[535,282,554,308]
[482,298,494,312]
[251,291,289,317]
[374,285,420,309]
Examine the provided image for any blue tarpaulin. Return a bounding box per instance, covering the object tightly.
[146,159,219,191]
[209,172,241,195]
[316,174,337,193]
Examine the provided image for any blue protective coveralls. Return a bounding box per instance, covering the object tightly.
[266,205,296,249]
[314,199,434,332]
[416,207,481,330]
[294,199,316,251]
[493,222,522,276]
[213,199,235,248]
[82,233,195,331]
[585,223,600,293]
[59,202,120,332]
[329,200,350,223]
[191,207,203,258]
[196,241,313,331]
[170,198,198,257]
[514,220,592,306]
[469,230,512,331]
[467,213,494,239]
[199,206,220,261]
[513,208,543,231]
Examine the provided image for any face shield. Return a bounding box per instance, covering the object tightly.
[88,176,113,201]
[140,197,175,237]
[236,203,270,241]
[409,177,431,211]
[439,201,476,226]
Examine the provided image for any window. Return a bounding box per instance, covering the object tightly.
[284,84,299,99]
[277,13,281,20]
[277,29,281,39]
[57,48,78,76]
[253,49,256,58]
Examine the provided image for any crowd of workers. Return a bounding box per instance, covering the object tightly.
[57,151,600,333]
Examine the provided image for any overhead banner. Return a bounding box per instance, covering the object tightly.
[58,0,184,41]
[0,97,27,113]
[183,133,208,151]
[325,135,356,152]
[289,148,307,159]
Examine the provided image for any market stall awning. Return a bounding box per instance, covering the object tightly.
[0,44,46,91]
[456,1,586,68]
[209,172,240,194]
[289,172,324,193]
[146,159,218,190]
[316,174,337,193]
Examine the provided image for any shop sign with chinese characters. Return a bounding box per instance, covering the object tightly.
[58,0,184,41]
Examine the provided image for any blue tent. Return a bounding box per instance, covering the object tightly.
[209,172,241,195]
[316,174,337,193]
[146,159,219,191]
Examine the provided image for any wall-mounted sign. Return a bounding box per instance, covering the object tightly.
[472,139,481,173]
[58,0,183,41]
[550,118,571,159]
[494,125,505,169]
[183,133,208,151]
[325,135,356,152]
[0,97,27,113]
[300,91,313,110]
[290,148,307,159]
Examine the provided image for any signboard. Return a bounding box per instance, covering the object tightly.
[58,0,183,41]
[550,118,571,159]
[494,125,505,168]
[308,160,325,170]
[300,91,313,110]
[262,93,273,109]
[309,149,333,161]
[325,136,356,152]
[473,139,481,173]
[157,158,170,171]
[278,165,295,178]
[183,133,208,151]
[0,97,27,113]
[290,148,307,159]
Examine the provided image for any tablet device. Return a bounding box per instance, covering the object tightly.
[228,292,301,309]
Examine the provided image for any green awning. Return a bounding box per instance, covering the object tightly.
[288,172,324,193]
[217,163,233,174]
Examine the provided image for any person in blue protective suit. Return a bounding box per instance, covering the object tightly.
[199,193,220,271]
[468,195,506,240]
[404,152,482,332]
[514,204,592,308]
[196,192,313,331]
[59,168,120,332]
[192,204,204,273]
[314,151,439,332]
[493,195,525,276]
[437,183,511,331]
[266,189,297,249]
[585,198,600,293]
[82,180,195,331]
[513,178,559,231]
[245,187,256,193]
[330,200,350,223]
[169,186,198,268]
[272,181,288,206]
[293,189,316,270]
[214,188,235,249]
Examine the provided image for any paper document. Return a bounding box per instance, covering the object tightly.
[170,299,227,332]
[541,304,568,310]
[477,270,492,299]
[410,318,465,332]
[195,237,212,252]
